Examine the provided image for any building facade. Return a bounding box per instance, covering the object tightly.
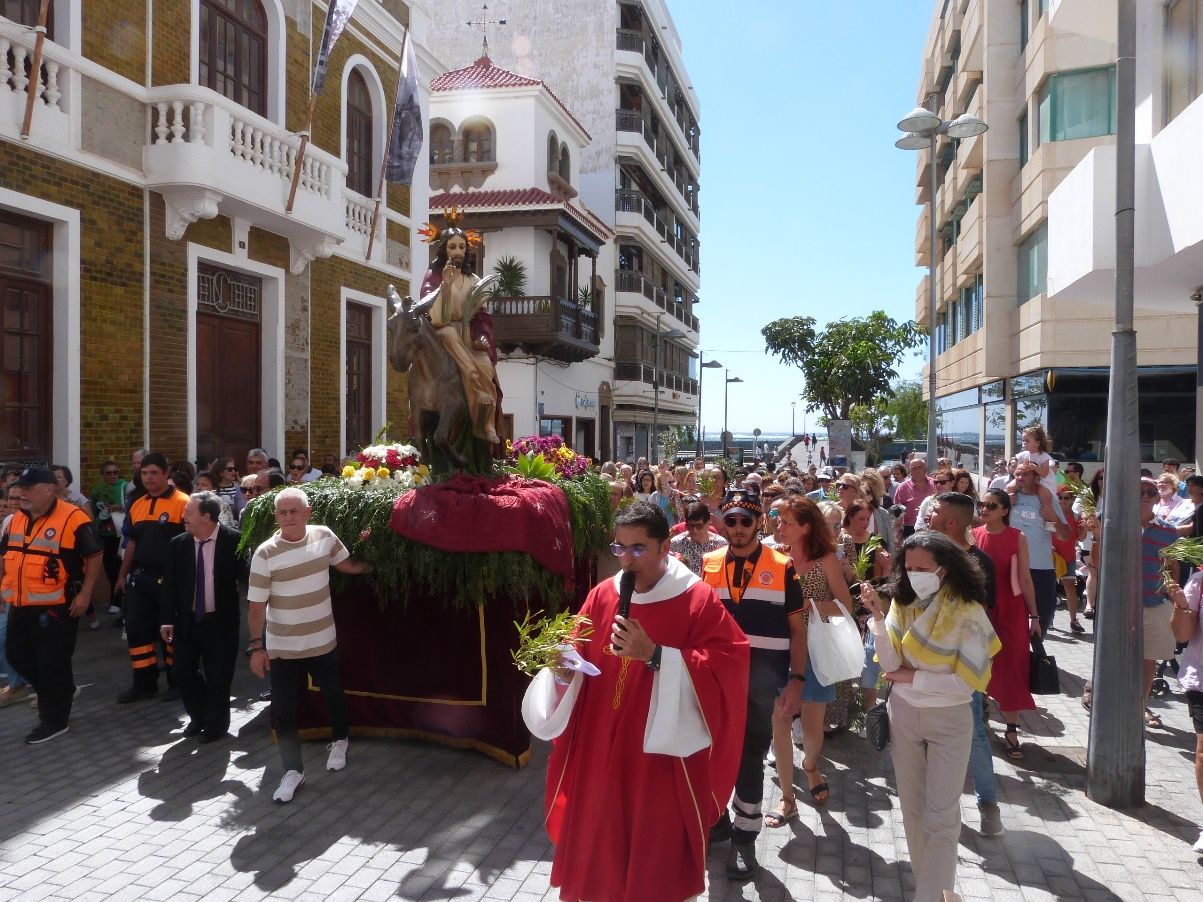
[425,0,701,463]
[911,0,1200,473]
[0,0,431,480]
[426,54,613,457]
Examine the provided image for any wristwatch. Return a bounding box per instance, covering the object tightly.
[790,673,807,683]
[245,641,265,658]
[645,645,663,672]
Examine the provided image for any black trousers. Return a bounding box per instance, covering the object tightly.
[173,615,239,735]
[124,571,173,691]
[1032,568,1058,635]
[729,647,789,844]
[100,535,121,597]
[5,605,79,730]
[269,649,349,773]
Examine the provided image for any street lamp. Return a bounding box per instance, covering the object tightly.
[723,370,743,457]
[791,401,796,437]
[697,355,723,456]
[896,101,987,469]
[652,314,686,463]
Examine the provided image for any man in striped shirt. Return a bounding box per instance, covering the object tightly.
[246,487,371,803]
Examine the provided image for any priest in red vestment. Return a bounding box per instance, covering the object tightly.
[522,501,750,902]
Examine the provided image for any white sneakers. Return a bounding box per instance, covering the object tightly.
[1192,828,1203,854]
[326,739,349,771]
[271,740,348,803]
[273,770,305,803]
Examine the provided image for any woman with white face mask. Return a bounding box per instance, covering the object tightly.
[860,533,1001,902]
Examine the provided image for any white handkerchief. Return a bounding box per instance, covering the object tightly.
[557,644,601,677]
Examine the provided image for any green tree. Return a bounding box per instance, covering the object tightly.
[492,256,527,298]
[886,380,928,440]
[761,312,925,420]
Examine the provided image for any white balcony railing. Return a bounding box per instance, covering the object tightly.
[0,30,72,146]
[144,86,347,272]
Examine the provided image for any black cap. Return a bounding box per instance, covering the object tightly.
[13,467,56,487]
[719,489,762,518]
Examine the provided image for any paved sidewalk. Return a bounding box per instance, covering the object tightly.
[0,604,1200,902]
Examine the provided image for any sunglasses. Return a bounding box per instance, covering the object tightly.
[290,464,306,471]
[724,515,755,528]
[609,542,648,558]
[932,478,950,485]
[223,465,237,472]
[836,484,856,491]
[1140,489,1158,498]
[981,501,1004,511]
[246,486,264,496]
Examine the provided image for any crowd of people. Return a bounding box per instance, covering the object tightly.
[536,430,1203,900]
[5,431,1203,899]
[0,447,371,804]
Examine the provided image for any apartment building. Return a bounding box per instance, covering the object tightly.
[425,0,702,462]
[912,0,1199,473]
[0,0,431,478]
[426,53,613,456]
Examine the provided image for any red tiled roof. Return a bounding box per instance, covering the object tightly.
[431,56,591,140]
[430,188,614,241]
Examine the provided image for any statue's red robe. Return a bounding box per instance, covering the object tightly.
[524,560,750,902]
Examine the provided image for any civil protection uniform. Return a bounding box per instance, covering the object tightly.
[124,488,188,692]
[1,500,101,729]
[702,541,802,844]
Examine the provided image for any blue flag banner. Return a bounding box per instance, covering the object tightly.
[312,0,359,95]
[385,35,423,186]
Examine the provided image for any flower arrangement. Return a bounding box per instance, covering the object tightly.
[341,442,431,489]
[506,435,591,480]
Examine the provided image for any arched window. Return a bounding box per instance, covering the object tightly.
[430,123,454,164]
[463,122,494,163]
[546,132,559,172]
[558,143,570,183]
[345,68,373,196]
[200,0,267,116]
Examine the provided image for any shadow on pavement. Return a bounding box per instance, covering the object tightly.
[968,827,1122,900]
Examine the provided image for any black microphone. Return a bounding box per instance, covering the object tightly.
[617,570,636,621]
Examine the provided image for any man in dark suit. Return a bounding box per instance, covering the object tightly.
[159,491,242,742]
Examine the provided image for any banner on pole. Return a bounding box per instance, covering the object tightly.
[385,36,423,186]
[312,0,360,95]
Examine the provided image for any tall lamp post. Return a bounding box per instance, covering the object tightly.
[895,103,988,468]
[697,354,723,456]
[652,315,686,463]
[723,370,743,457]
[791,401,796,437]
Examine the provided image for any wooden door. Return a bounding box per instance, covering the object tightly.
[345,302,373,453]
[196,265,261,468]
[0,209,52,464]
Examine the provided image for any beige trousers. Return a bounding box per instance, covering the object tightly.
[889,695,973,902]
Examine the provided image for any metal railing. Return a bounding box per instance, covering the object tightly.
[614,27,701,163]
[613,361,698,394]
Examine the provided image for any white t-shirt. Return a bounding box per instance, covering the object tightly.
[1016,450,1058,498]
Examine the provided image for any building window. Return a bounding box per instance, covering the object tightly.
[345,302,373,453]
[430,123,453,164]
[1017,221,1048,303]
[1037,66,1117,143]
[1020,0,1030,51]
[199,0,267,117]
[547,132,559,172]
[558,143,571,183]
[1165,0,1200,124]
[0,209,52,463]
[1018,109,1029,166]
[345,69,374,197]
[2,0,54,38]
[463,122,494,163]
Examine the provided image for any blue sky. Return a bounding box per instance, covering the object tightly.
[672,1,933,436]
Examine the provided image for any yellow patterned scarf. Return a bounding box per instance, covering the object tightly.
[883,588,1001,693]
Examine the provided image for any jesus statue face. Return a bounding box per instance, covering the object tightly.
[445,234,468,265]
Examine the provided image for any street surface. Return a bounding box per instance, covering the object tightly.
[0,603,1200,902]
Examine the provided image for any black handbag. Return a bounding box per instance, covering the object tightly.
[1029,635,1060,694]
[865,683,891,750]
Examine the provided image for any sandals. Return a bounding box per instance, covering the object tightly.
[1004,725,1023,760]
[764,797,798,828]
[802,763,830,806]
[1145,710,1163,730]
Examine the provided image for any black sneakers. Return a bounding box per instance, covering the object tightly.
[26,724,69,745]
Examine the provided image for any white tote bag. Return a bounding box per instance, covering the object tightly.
[806,598,865,686]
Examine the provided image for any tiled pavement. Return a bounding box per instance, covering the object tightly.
[1,603,1201,902]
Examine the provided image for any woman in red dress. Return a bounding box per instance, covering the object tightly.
[972,489,1042,759]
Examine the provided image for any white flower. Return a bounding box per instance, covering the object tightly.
[347,476,364,488]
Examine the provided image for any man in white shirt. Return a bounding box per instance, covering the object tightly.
[246,488,370,802]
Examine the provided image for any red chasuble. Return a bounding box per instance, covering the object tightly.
[531,559,750,902]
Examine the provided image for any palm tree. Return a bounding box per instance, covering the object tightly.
[492,256,527,298]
